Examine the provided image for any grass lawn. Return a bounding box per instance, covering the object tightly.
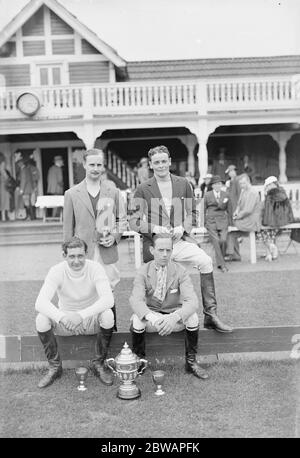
[1,359,299,438]
[1,270,300,335]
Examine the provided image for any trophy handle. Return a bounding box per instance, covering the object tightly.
[106,358,117,375]
[137,358,148,375]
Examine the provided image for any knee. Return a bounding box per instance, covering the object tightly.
[185,313,199,331]
[131,314,146,332]
[36,313,52,332]
[196,253,213,273]
[99,308,114,329]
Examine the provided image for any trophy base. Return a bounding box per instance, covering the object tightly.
[155,389,165,396]
[117,385,141,400]
[77,385,87,391]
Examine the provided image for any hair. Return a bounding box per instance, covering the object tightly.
[62,237,88,255]
[151,233,173,247]
[83,148,105,162]
[238,173,250,183]
[148,145,170,160]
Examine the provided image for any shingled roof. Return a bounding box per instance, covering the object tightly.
[126,55,300,80]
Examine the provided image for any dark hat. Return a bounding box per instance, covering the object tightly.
[210,175,223,185]
[54,155,63,161]
[225,164,237,174]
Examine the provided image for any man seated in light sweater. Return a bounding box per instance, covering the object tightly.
[35,236,115,388]
[129,233,209,380]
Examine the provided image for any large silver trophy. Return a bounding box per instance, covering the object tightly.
[106,342,148,400]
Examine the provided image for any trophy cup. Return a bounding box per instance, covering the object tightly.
[106,342,148,400]
[152,370,165,396]
[75,366,88,391]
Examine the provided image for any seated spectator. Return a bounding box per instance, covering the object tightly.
[257,176,294,261]
[129,233,209,380]
[204,175,231,272]
[35,237,115,388]
[226,173,261,261]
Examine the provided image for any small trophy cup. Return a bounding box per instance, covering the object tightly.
[75,366,88,391]
[152,370,165,396]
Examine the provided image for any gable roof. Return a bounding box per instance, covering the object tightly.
[0,0,126,68]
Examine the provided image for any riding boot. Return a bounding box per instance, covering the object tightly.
[37,329,62,388]
[184,328,209,379]
[90,326,114,386]
[130,326,147,373]
[201,272,233,333]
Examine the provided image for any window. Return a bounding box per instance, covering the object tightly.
[38,65,63,86]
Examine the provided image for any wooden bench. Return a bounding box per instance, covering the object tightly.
[125,223,300,269]
[35,195,64,222]
[192,223,300,264]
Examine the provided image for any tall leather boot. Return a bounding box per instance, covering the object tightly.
[201,272,233,333]
[91,326,114,386]
[185,328,208,379]
[37,329,62,388]
[131,326,147,374]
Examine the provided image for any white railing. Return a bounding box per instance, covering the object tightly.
[0,76,299,119]
[207,77,299,110]
[253,182,300,202]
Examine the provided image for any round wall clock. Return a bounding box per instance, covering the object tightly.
[16,92,40,116]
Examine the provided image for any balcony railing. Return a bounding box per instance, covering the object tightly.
[0,76,299,120]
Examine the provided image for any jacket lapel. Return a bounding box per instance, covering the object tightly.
[76,180,95,219]
[147,176,169,220]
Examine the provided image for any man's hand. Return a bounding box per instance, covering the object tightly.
[60,312,83,332]
[172,226,184,243]
[99,234,115,247]
[156,312,180,336]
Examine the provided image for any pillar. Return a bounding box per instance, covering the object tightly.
[74,123,96,151]
[192,122,215,184]
[178,134,198,176]
[270,131,294,184]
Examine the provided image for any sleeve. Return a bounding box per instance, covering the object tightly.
[176,268,199,321]
[35,267,65,323]
[112,189,128,243]
[129,269,151,320]
[236,192,259,219]
[183,179,196,232]
[63,190,75,242]
[128,187,154,234]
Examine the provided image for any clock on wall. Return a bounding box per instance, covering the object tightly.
[16,92,40,116]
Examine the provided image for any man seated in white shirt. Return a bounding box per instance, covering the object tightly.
[35,237,115,388]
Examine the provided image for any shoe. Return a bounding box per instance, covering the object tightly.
[265,254,272,262]
[38,365,62,388]
[185,361,209,379]
[37,329,62,388]
[224,255,241,262]
[218,265,228,273]
[270,243,278,260]
[90,361,113,386]
[204,315,233,333]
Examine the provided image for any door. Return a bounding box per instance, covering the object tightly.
[41,148,69,195]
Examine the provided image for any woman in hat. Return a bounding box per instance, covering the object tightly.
[258,176,294,261]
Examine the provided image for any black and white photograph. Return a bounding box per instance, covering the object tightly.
[0,0,300,441]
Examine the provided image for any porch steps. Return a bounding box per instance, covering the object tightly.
[0,221,63,246]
